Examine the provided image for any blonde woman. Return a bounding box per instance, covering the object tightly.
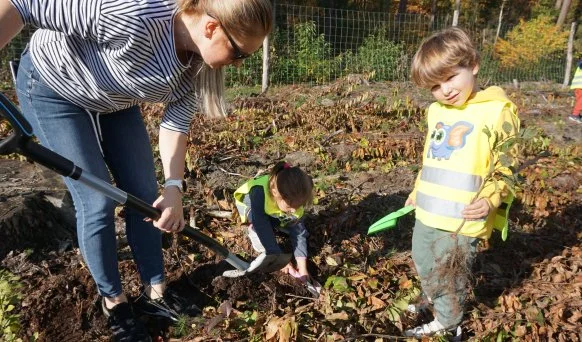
[0,0,272,340]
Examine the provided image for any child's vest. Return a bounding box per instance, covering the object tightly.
[571,65,582,90]
[234,175,305,225]
[415,97,517,240]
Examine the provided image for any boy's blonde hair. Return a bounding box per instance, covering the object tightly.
[411,27,480,89]
[178,0,273,119]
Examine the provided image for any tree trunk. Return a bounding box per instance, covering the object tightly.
[430,0,437,30]
[563,22,577,87]
[494,0,507,45]
[555,0,563,10]
[397,0,408,19]
[556,0,571,27]
[452,0,461,27]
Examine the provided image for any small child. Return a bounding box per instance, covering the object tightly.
[569,59,582,124]
[233,161,314,281]
[404,27,520,339]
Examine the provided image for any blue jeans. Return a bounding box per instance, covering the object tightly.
[15,50,164,298]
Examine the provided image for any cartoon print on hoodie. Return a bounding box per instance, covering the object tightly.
[427,121,474,160]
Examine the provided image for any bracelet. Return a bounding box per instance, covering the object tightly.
[164,179,185,193]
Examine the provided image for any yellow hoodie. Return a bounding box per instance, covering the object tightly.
[409,86,520,239]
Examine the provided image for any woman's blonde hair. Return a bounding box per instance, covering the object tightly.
[411,27,479,89]
[178,0,273,119]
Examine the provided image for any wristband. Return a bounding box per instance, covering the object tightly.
[164,179,185,193]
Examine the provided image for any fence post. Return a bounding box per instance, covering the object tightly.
[261,0,276,93]
[563,21,576,87]
[452,0,460,26]
[261,34,270,93]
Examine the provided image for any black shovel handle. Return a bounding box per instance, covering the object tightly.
[0,92,248,270]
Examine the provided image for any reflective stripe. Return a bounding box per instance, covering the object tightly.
[416,191,485,221]
[571,68,582,89]
[420,165,482,192]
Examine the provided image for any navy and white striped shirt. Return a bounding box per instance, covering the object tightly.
[10,0,199,133]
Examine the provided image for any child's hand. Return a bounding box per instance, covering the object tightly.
[462,198,492,220]
[405,196,416,208]
[282,259,310,283]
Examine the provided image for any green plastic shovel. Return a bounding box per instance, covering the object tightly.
[367,205,415,235]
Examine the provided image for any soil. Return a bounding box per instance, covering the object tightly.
[1,80,581,341]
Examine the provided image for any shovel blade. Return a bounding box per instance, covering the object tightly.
[367,205,415,235]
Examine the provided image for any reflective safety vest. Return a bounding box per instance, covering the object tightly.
[415,90,518,240]
[234,175,305,225]
[571,65,582,90]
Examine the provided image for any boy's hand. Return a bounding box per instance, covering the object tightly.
[405,196,416,207]
[462,198,492,220]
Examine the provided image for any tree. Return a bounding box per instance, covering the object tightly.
[556,0,572,27]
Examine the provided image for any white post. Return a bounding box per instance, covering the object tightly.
[261,0,275,93]
[563,21,577,87]
[452,0,460,27]
[261,34,270,93]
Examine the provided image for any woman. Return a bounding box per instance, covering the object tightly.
[0,0,272,340]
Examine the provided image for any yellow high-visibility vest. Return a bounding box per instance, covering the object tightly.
[234,175,304,224]
[571,65,582,89]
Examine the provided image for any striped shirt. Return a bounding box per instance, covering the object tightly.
[10,0,199,133]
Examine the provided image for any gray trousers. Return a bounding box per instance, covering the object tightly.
[411,220,479,328]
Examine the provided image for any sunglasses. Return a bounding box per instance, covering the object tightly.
[207,13,251,61]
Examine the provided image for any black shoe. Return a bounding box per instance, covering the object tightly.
[133,287,201,322]
[102,299,152,342]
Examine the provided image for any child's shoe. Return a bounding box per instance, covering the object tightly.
[406,293,432,314]
[404,319,462,341]
[568,114,582,123]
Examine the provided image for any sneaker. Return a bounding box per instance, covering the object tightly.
[133,287,201,322]
[102,299,152,342]
[568,115,582,123]
[406,293,433,314]
[404,319,462,340]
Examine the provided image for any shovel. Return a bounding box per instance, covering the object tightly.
[367,205,415,235]
[0,92,255,270]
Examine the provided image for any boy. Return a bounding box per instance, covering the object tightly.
[404,27,519,339]
[569,59,582,123]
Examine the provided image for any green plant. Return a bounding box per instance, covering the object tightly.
[343,27,407,81]
[273,21,340,84]
[0,270,23,342]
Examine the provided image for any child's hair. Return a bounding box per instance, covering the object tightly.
[411,27,480,88]
[268,161,313,208]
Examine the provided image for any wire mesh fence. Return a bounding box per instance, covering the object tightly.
[226,3,571,87]
[1,3,574,89]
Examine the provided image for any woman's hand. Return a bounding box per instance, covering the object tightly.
[462,198,492,220]
[151,186,184,232]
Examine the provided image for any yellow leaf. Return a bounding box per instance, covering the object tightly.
[278,317,295,342]
[325,256,338,266]
[265,316,281,340]
[325,312,349,320]
[347,273,367,281]
[368,296,386,310]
